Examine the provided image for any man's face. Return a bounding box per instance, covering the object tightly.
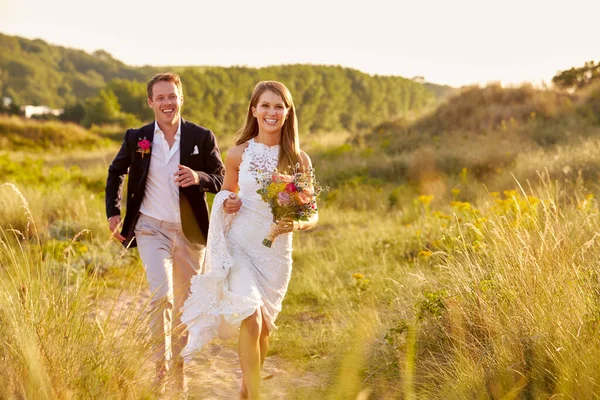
[148,81,183,126]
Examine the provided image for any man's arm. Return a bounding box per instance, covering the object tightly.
[196,129,225,194]
[105,129,133,219]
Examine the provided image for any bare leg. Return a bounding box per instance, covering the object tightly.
[259,316,269,368]
[239,309,262,400]
[240,312,270,398]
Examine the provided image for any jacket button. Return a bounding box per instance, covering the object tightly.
[132,194,135,198]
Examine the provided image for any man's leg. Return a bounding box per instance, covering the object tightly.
[171,230,205,390]
[134,215,177,387]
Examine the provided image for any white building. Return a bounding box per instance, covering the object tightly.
[20,105,64,118]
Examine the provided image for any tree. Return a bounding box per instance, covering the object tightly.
[60,101,86,124]
[553,61,600,91]
[82,89,123,126]
[108,79,153,122]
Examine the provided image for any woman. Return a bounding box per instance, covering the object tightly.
[182,81,318,399]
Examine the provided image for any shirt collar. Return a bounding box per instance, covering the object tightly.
[154,120,181,139]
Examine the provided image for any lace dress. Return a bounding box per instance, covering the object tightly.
[181,138,293,361]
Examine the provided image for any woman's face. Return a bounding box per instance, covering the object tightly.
[252,90,289,135]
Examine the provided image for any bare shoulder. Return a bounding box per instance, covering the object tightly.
[227,142,249,160]
[299,150,313,169]
[225,142,249,167]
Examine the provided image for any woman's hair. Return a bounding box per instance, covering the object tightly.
[236,81,301,171]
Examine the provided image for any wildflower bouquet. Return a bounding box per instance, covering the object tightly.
[256,164,323,248]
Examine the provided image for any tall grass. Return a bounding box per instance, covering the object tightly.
[0,115,113,151]
[347,178,600,399]
[4,82,600,398]
[0,186,155,399]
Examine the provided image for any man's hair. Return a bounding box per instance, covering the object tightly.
[147,72,183,100]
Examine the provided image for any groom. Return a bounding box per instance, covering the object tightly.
[105,72,224,392]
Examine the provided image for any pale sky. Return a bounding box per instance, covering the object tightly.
[0,0,597,87]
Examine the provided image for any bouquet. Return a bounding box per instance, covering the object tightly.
[256,163,324,247]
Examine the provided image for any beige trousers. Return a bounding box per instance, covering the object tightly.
[134,214,205,363]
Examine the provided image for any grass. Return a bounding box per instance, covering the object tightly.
[3,81,600,398]
[0,186,154,399]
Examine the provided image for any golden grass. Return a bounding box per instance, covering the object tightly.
[3,82,600,397]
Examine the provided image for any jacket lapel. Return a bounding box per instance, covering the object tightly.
[179,118,192,166]
[138,122,155,186]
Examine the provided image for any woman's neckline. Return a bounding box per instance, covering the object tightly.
[251,137,280,149]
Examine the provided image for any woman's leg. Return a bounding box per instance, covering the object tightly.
[239,309,263,400]
[259,316,270,368]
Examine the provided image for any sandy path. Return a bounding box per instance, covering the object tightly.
[95,289,319,399]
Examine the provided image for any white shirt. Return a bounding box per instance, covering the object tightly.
[139,121,182,223]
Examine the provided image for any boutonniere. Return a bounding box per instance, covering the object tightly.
[137,137,152,158]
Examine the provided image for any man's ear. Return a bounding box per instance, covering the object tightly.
[147,98,153,107]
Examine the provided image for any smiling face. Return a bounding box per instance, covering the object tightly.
[147,80,183,126]
[252,90,289,136]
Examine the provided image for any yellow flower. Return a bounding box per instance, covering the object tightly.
[418,195,434,206]
[451,201,472,211]
[418,250,432,258]
[432,211,452,220]
[352,273,365,280]
[266,182,287,199]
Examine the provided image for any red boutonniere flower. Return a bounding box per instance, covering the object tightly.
[137,137,152,158]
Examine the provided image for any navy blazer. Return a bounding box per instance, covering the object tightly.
[105,119,225,248]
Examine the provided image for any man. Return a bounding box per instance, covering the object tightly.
[105,72,224,392]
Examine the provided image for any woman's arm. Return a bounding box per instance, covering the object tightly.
[222,143,247,214]
[296,150,319,231]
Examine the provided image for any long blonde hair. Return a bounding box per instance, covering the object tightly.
[236,81,301,172]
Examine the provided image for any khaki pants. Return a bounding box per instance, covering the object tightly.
[135,214,205,363]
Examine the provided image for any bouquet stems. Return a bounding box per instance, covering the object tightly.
[262,222,279,248]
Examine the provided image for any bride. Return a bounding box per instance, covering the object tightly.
[181,81,318,399]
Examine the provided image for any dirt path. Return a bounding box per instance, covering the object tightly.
[95,289,320,399]
[187,341,313,399]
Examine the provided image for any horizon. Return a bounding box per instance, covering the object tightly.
[1,0,598,87]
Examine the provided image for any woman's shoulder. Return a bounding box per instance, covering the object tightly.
[299,149,312,168]
[226,142,251,162]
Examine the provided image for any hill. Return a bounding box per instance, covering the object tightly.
[0,33,154,108]
[0,32,448,135]
[358,82,600,183]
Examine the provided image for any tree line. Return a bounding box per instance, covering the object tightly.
[0,33,441,135]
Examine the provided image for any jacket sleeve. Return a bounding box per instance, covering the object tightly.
[197,129,225,194]
[105,129,133,218]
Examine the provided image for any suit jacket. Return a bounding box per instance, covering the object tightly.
[105,119,225,248]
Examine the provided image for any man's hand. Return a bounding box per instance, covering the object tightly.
[223,193,242,214]
[175,164,199,187]
[109,215,126,242]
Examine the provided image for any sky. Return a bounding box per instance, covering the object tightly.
[0,0,598,87]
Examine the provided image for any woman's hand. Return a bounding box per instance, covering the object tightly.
[223,193,242,214]
[276,217,299,234]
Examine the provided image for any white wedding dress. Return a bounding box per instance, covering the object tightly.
[181,138,293,362]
